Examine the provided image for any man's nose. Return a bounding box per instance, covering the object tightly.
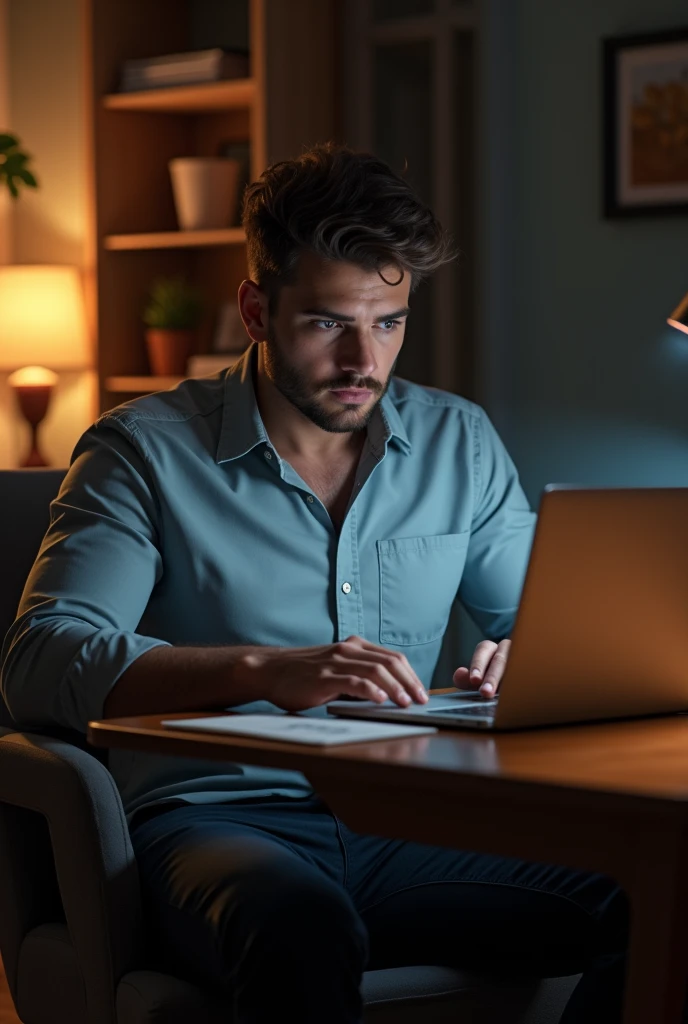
[337,330,378,378]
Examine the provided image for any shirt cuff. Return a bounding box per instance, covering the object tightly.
[57,630,172,732]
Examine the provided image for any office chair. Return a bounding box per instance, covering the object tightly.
[0,468,579,1023]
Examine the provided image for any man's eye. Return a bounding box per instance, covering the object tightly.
[313,320,339,330]
[378,320,402,331]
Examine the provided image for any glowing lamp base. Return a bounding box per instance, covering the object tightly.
[7,366,58,468]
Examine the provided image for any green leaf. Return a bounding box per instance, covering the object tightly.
[143,276,203,329]
[17,169,38,188]
[4,154,25,174]
[0,131,38,199]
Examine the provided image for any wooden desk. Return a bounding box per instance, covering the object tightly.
[88,708,688,1024]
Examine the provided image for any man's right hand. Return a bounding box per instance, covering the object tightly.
[238,634,429,713]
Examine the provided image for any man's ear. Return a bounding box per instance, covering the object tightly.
[238,280,270,342]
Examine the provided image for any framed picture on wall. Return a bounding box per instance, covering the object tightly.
[603,28,688,217]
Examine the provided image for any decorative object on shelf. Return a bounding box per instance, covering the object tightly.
[603,28,688,217]
[143,276,203,376]
[668,291,688,335]
[213,302,248,353]
[119,48,249,93]
[169,157,241,230]
[0,132,38,199]
[0,265,90,467]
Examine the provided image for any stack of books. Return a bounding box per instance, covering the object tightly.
[120,48,250,92]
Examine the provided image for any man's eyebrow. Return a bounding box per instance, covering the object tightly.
[301,307,410,323]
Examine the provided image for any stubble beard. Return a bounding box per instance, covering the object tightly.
[263,328,394,434]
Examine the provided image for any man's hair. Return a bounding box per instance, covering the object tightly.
[242,142,454,307]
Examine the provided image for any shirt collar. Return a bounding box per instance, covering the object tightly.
[216,342,412,464]
[216,344,269,463]
[379,389,412,455]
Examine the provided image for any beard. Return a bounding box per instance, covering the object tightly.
[262,327,394,434]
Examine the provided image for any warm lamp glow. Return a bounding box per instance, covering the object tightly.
[0,265,90,467]
[7,365,59,387]
[0,265,90,370]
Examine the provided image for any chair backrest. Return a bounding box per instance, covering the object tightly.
[0,469,110,761]
[0,469,67,728]
[0,469,67,642]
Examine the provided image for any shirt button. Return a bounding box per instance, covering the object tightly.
[264,450,272,460]
[341,582,352,594]
[306,495,314,503]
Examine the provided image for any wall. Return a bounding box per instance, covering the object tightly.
[0,0,10,266]
[480,0,688,506]
[0,0,95,469]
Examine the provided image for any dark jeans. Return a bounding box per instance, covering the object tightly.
[130,794,629,1024]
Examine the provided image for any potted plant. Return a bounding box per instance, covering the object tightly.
[0,133,38,198]
[143,277,203,376]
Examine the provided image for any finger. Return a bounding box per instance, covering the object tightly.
[468,640,498,687]
[329,675,388,703]
[343,636,428,703]
[479,639,511,697]
[453,665,479,690]
[335,656,415,706]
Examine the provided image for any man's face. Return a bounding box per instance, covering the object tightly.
[262,251,410,434]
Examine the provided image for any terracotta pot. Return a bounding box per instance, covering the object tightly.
[145,328,195,376]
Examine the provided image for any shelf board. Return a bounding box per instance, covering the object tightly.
[104,228,246,251]
[106,376,184,393]
[103,78,255,113]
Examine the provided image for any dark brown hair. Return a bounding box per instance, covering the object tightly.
[242,142,454,306]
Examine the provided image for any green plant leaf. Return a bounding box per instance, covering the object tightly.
[0,131,38,199]
[17,169,38,188]
[143,276,203,329]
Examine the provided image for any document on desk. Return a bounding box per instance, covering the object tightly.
[161,714,437,746]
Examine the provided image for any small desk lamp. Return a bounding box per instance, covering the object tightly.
[667,292,688,337]
[0,265,90,467]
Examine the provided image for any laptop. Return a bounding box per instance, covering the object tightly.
[328,486,688,731]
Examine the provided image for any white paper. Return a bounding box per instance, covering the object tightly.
[161,713,437,746]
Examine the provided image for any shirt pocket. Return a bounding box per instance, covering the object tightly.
[377,532,470,646]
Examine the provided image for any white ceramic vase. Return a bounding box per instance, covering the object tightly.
[169,157,241,230]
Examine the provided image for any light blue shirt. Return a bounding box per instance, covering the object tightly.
[1,344,535,822]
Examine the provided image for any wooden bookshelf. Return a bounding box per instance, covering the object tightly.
[103,78,254,113]
[85,0,337,412]
[104,228,246,250]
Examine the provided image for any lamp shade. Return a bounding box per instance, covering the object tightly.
[0,265,90,370]
[667,291,688,337]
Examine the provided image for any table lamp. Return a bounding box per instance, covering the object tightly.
[667,292,688,337]
[0,265,90,467]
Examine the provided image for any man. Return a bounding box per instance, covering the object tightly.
[1,144,626,1023]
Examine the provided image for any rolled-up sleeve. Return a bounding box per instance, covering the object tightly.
[1,419,171,732]
[458,411,537,640]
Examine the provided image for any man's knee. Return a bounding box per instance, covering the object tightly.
[166,836,367,963]
[220,853,366,961]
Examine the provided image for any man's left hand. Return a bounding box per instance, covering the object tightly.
[453,639,510,698]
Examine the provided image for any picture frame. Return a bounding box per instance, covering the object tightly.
[603,28,688,217]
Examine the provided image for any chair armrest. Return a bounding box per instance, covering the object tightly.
[0,728,143,1024]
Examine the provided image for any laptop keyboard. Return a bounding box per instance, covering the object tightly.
[432,705,497,719]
